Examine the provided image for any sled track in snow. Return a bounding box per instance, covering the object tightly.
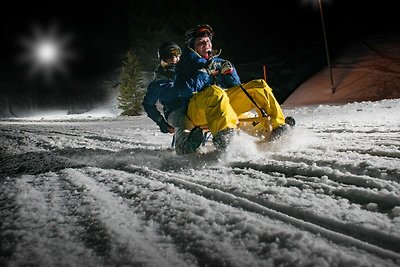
[2,99,400,266]
[3,140,398,261]
[119,164,400,261]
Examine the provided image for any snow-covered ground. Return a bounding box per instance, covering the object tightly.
[1,99,400,266]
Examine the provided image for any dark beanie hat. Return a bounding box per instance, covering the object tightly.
[158,42,182,61]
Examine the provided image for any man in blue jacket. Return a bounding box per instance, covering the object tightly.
[175,24,290,151]
[142,42,204,154]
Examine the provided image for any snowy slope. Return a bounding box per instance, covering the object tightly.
[1,99,400,266]
[284,35,400,106]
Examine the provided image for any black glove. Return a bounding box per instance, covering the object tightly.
[157,119,172,133]
[221,61,233,75]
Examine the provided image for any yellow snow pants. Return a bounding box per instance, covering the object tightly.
[186,79,286,135]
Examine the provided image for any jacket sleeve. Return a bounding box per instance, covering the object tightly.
[175,55,215,94]
[218,67,241,88]
[142,81,167,125]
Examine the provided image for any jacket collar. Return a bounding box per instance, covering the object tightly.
[187,46,222,59]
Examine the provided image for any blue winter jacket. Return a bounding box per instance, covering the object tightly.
[143,48,242,129]
[175,47,241,95]
[142,64,189,129]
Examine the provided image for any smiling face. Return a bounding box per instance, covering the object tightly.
[194,36,212,59]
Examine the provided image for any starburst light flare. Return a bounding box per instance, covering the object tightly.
[18,23,75,83]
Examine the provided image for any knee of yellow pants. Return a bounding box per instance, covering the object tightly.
[188,85,238,134]
[187,86,223,127]
[241,79,285,129]
[243,79,272,93]
[205,85,226,98]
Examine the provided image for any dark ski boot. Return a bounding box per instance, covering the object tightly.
[270,117,296,141]
[213,128,235,151]
[179,126,204,154]
[285,116,296,127]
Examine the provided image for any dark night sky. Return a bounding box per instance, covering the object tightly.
[2,1,399,74]
[1,0,399,113]
[1,1,129,78]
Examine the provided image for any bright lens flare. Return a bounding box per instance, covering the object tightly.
[35,40,59,65]
[18,23,75,83]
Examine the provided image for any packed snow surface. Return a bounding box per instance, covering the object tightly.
[1,99,400,266]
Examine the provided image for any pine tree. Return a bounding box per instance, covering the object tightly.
[118,50,145,116]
